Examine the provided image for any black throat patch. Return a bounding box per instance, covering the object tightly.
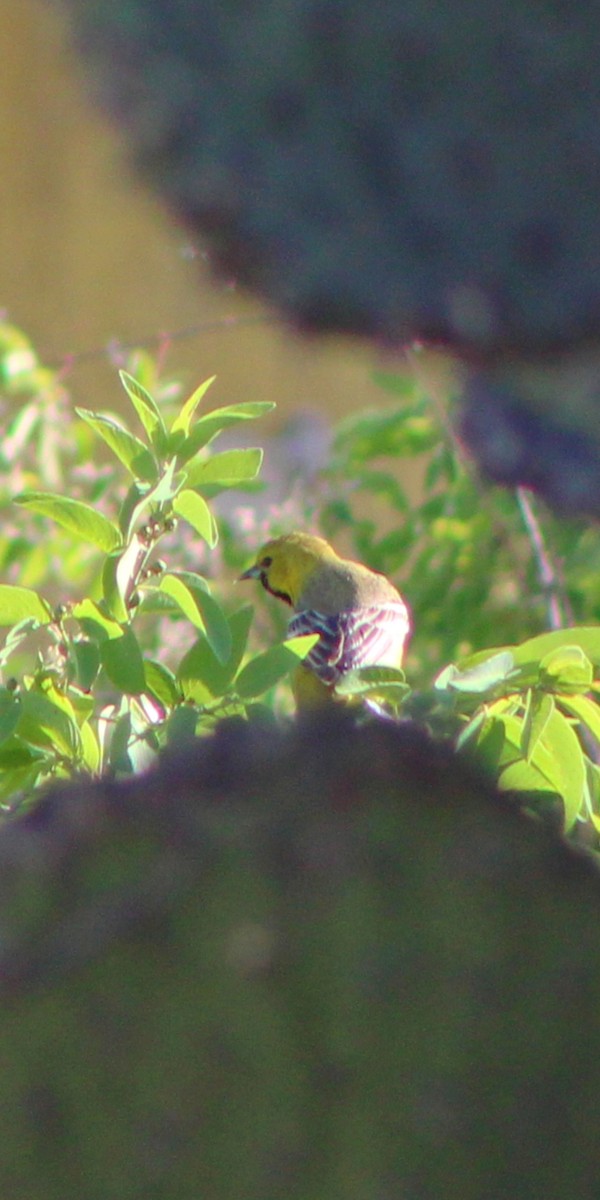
[261,573,292,606]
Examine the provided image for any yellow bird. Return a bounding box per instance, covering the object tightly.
[239,531,410,708]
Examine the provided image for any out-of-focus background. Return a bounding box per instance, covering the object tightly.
[1,0,400,427]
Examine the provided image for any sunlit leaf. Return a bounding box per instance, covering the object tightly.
[17,690,81,759]
[0,586,52,627]
[172,489,218,545]
[334,665,408,699]
[143,660,180,709]
[119,369,167,444]
[558,693,600,745]
[521,693,554,762]
[177,605,253,701]
[185,447,263,488]
[76,409,158,481]
[235,634,319,700]
[170,375,216,436]
[14,493,121,553]
[435,651,515,695]
[176,402,275,464]
[539,645,594,690]
[159,574,231,662]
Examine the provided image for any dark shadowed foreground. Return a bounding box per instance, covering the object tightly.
[1,714,600,1199]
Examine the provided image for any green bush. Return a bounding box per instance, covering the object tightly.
[2,321,600,843]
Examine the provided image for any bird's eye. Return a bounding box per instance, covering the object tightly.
[261,555,273,568]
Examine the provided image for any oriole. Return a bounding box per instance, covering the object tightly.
[239,532,410,708]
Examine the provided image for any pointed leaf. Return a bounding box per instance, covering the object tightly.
[170,375,216,436]
[334,665,408,699]
[235,634,319,700]
[76,409,157,481]
[0,585,52,626]
[185,448,263,488]
[539,645,594,690]
[15,492,121,553]
[521,693,555,762]
[176,402,275,464]
[559,693,600,745]
[80,722,101,774]
[158,574,230,662]
[435,651,515,695]
[119,369,166,442]
[109,711,134,773]
[172,489,218,545]
[72,639,101,691]
[177,605,253,701]
[100,628,146,695]
[500,708,585,830]
[144,660,180,709]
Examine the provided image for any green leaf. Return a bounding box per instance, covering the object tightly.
[558,693,600,745]
[235,634,319,700]
[172,490,218,546]
[119,370,167,443]
[170,375,216,436]
[184,448,263,488]
[177,605,253,701]
[101,553,130,624]
[80,722,100,774]
[539,645,594,690]
[17,690,81,759]
[498,707,585,829]
[462,628,600,672]
[76,409,158,482]
[158,574,231,662]
[109,711,133,773]
[118,481,151,541]
[72,639,101,691]
[143,660,180,709]
[0,585,52,627]
[334,665,408,700]
[165,705,198,749]
[14,493,121,553]
[0,689,22,744]
[521,693,555,762]
[72,599,123,642]
[122,460,182,539]
[176,402,275,464]
[100,628,146,695]
[435,651,515,695]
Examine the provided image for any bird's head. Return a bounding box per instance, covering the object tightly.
[239,532,339,607]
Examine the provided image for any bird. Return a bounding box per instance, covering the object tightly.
[239,531,410,708]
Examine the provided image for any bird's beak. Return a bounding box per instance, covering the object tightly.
[238,564,261,582]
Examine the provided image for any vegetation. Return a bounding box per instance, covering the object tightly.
[1,321,600,842]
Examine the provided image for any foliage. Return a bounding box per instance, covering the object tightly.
[0,322,317,808]
[320,357,600,841]
[2,321,600,845]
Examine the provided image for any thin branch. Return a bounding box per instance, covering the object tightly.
[516,486,571,631]
[43,313,276,371]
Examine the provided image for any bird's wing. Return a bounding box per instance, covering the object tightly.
[288,602,410,685]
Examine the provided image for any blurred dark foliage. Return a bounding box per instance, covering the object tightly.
[57,0,600,511]
[58,0,600,356]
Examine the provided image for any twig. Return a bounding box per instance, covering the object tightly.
[43,313,276,371]
[516,486,571,631]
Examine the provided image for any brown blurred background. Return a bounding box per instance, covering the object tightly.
[1,0,399,427]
